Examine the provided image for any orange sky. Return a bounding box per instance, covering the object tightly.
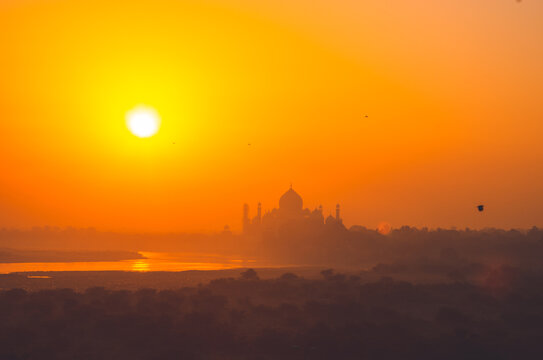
[1,0,542,232]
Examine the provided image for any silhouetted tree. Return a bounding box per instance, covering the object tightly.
[240,268,259,280]
[279,272,299,281]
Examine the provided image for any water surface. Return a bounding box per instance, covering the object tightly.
[0,252,258,274]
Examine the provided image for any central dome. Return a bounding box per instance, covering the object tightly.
[279,187,303,212]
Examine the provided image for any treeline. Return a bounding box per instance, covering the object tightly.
[1,269,543,359]
[0,249,143,263]
[261,225,543,267]
[0,227,235,253]
[2,226,543,268]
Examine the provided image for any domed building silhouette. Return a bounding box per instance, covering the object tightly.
[242,186,343,236]
[279,186,303,212]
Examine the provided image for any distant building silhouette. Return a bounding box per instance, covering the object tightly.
[256,202,262,225]
[243,186,343,236]
[242,203,250,234]
[221,225,232,236]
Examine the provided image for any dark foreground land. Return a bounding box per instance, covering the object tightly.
[2,266,543,360]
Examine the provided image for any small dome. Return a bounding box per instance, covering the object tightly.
[279,187,303,212]
[325,215,336,224]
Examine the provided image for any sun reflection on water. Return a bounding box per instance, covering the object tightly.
[0,252,264,274]
[131,260,151,272]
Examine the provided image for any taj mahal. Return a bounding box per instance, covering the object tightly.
[242,186,344,236]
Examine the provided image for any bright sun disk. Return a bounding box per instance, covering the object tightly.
[126,106,161,138]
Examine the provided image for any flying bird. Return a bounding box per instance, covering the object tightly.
[477,205,484,212]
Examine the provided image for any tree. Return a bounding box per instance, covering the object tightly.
[240,268,259,280]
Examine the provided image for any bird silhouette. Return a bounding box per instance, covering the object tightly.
[477,205,484,212]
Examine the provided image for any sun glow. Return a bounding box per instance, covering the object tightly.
[126,106,161,138]
[131,259,150,272]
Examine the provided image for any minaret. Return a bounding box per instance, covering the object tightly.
[243,203,250,234]
[336,204,341,222]
[256,202,262,224]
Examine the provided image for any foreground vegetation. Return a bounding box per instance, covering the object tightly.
[1,268,543,359]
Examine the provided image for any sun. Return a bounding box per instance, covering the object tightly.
[126,105,161,138]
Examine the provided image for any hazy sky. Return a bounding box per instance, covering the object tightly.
[1,0,542,232]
